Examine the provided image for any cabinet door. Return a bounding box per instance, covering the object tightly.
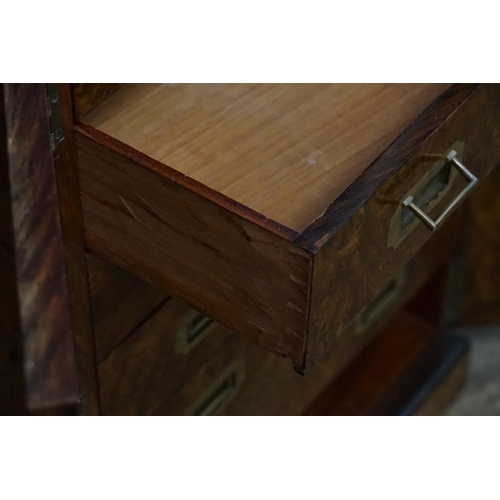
[0,83,78,414]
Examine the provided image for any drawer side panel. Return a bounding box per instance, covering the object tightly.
[76,132,312,367]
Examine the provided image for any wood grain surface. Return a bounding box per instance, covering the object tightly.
[0,87,26,414]
[76,130,312,368]
[304,311,442,416]
[297,84,479,250]
[87,252,168,362]
[456,164,500,324]
[98,298,238,415]
[72,84,122,122]
[50,85,104,415]
[0,84,78,412]
[84,83,447,232]
[74,84,500,370]
[97,295,406,416]
[307,83,500,365]
[98,228,454,415]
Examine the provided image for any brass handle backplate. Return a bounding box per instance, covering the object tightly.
[176,309,216,354]
[402,150,478,231]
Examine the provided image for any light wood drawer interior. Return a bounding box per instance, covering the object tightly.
[73,83,500,371]
[81,84,448,233]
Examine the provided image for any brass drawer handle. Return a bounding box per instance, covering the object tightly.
[403,150,478,231]
[356,268,407,335]
[176,310,216,354]
[187,312,214,345]
[189,362,244,416]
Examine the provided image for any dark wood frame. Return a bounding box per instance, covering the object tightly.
[0,83,78,413]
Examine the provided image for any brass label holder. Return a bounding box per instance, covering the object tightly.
[175,309,217,355]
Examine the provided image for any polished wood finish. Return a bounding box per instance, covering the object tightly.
[304,312,445,416]
[87,252,168,362]
[0,88,27,415]
[0,84,78,413]
[75,84,500,370]
[98,299,235,415]
[456,164,500,325]
[84,84,447,232]
[296,84,479,250]
[307,84,500,365]
[54,85,101,414]
[305,250,467,417]
[2,82,496,417]
[97,225,457,415]
[76,129,311,367]
[97,295,391,416]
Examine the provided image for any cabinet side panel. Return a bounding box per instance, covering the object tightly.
[0,85,26,414]
[0,84,78,410]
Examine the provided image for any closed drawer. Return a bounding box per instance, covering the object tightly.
[98,222,458,415]
[98,299,233,415]
[74,83,500,370]
[87,252,168,362]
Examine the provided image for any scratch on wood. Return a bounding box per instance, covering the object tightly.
[119,195,140,223]
[287,301,305,314]
[289,273,308,286]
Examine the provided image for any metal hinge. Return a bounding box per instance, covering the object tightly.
[45,83,65,152]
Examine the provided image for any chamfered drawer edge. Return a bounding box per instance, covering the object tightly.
[308,83,500,363]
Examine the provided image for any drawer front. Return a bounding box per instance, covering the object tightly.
[309,84,500,362]
[87,253,168,362]
[222,217,458,416]
[98,226,456,415]
[97,297,364,416]
[98,299,238,415]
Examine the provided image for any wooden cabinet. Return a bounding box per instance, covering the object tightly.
[0,84,78,414]
[92,211,463,415]
[2,83,499,415]
[73,84,500,371]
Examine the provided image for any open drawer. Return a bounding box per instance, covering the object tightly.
[72,83,500,371]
